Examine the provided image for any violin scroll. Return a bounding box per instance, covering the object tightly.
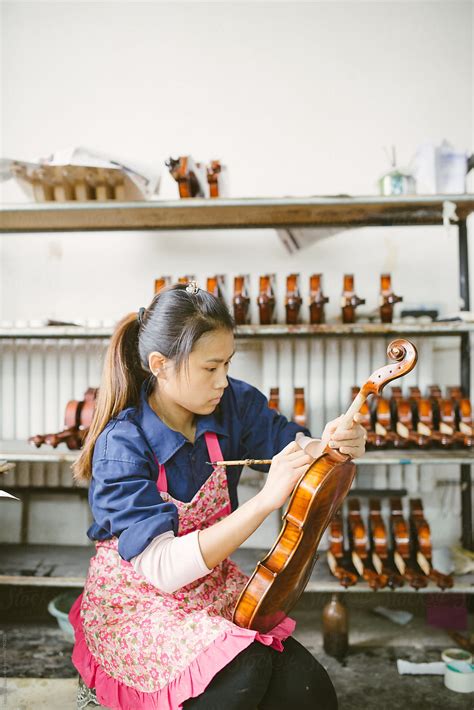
[341,339,418,430]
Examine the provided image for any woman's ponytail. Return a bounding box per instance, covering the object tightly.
[72,312,147,483]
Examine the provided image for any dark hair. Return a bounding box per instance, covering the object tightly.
[72,283,235,482]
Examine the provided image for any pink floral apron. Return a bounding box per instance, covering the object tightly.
[69,431,296,710]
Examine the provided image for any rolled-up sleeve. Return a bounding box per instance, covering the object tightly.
[89,419,179,561]
[237,382,313,469]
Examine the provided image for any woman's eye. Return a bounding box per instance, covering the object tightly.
[206,360,231,373]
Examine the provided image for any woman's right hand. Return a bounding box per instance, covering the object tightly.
[259,440,313,512]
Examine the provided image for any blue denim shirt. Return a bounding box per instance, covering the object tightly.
[86,375,312,561]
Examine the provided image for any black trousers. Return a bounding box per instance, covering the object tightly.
[182,636,338,710]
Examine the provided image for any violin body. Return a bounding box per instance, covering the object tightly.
[233,451,355,632]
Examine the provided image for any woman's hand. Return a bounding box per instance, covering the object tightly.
[259,440,313,512]
[320,412,367,459]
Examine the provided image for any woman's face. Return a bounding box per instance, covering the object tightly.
[150,328,235,415]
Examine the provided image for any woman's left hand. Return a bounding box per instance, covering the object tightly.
[321,412,367,459]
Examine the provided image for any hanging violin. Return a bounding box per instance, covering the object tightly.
[233,275,251,325]
[409,499,454,589]
[233,338,418,633]
[327,508,358,588]
[309,274,329,325]
[28,387,98,450]
[369,499,404,589]
[347,498,389,590]
[285,274,302,325]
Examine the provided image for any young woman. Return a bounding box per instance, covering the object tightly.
[69,281,366,710]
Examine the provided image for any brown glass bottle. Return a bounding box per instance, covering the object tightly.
[322,594,348,659]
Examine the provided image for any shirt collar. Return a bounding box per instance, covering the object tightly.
[136,377,228,465]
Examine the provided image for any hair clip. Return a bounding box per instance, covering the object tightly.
[185,280,200,295]
[137,307,146,326]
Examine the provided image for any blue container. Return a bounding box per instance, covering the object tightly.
[47,591,78,642]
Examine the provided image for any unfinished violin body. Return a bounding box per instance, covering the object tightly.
[233,339,418,633]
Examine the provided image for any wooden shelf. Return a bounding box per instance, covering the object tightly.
[1,194,474,232]
[1,320,473,340]
[2,441,473,467]
[355,450,474,465]
[0,441,79,464]
[0,543,470,593]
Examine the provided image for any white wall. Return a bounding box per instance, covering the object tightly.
[1,0,473,324]
[1,1,473,549]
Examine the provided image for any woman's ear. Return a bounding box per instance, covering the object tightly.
[148,351,168,379]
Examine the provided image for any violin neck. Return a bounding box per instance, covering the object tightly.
[342,390,367,426]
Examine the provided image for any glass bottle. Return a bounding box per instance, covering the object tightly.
[322,593,348,659]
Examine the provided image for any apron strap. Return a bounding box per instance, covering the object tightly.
[205,431,223,464]
[155,455,168,494]
[155,431,223,495]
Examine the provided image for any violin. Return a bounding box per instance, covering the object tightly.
[437,398,457,448]
[379,274,403,324]
[327,508,358,588]
[389,498,428,590]
[455,395,474,448]
[428,385,442,400]
[233,339,418,632]
[178,275,197,285]
[257,275,277,325]
[447,386,463,401]
[154,276,171,294]
[285,274,302,325]
[408,389,434,449]
[392,396,420,448]
[206,160,226,198]
[309,274,329,325]
[373,395,398,448]
[424,387,454,447]
[233,275,251,325]
[292,387,306,427]
[390,386,403,401]
[166,156,207,198]
[268,387,280,413]
[368,499,404,589]
[409,499,453,589]
[341,274,365,324]
[206,275,226,302]
[29,388,98,450]
[348,498,389,589]
[446,386,473,446]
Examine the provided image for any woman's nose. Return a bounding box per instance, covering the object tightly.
[215,375,228,390]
